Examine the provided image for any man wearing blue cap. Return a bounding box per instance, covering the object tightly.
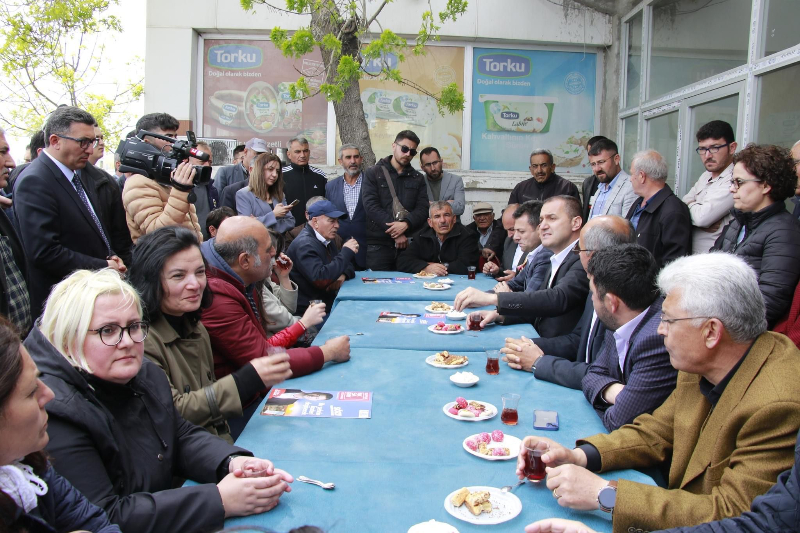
[287,199,358,314]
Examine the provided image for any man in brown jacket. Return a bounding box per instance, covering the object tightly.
[516,252,800,533]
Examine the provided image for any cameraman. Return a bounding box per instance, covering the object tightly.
[121,113,204,243]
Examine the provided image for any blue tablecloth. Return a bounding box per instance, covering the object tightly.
[333,271,498,306]
[221,348,655,532]
[314,299,536,353]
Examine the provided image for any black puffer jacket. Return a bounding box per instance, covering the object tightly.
[713,202,800,327]
[26,326,250,533]
[362,156,429,245]
[396,223,480,274]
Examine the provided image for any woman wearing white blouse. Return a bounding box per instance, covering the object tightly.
[235,153,296,233]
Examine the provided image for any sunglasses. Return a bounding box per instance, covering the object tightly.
[398,144,417,157]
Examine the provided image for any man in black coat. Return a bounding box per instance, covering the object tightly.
[282,136,328,226]
[0,129,31,333]
[454,195,589,338]
[626,149,692,268]
[14,106,127,317]
[465,202,505,264]
[508,149,580,204]
[83,161,133,267]
[286,199,357,314]
[500,215,636,389]
[397,201,479,275]
[361,130,429,271]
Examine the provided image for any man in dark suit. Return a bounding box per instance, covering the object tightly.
[83,161,133,267]
[483,203,526,280]
[626,149,692,268]
[581,244,677,431]
[501,215,636,389]
[0,129,31,333]
[454,195,589,338]
[325,144,366,269]
[14,106,126,316]
[493,201,552,296]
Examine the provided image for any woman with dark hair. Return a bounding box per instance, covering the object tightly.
[27,269,293,533]
[129,226,299,442]
[713,143,800,326]
[236,153,295,232]
[0,317,121,533]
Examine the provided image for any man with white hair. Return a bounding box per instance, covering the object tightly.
[326,144,366,269]
[514,253,800,533]
[626,150,692,268]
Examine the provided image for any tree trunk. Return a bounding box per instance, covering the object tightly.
[310,8,377,167]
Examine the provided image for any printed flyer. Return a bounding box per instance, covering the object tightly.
[261,389,372,418]
[202,39,329,164]
[361,277,415,284]
[376,312,444,324]
[471,48,597,173]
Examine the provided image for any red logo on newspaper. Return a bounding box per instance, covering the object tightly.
[337,391,371,401]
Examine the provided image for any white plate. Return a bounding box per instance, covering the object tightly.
[442,401,497,422]
[446,310,466,320]
[443,486,522,525]
[423,283,452,291]
[425,304,453,313]
[426,354,469,369]
[407,519,460,533]
[462,433,522,461]
[428,324,464,335]
[414,273,439,279]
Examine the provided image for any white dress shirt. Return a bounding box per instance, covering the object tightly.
[548,238,579,287]
[612,305,651,372]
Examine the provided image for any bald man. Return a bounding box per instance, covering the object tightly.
[200,216,351,387]
[501,215,636,389]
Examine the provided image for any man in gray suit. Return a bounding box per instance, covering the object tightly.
[419,147,465,218]
[586,139,637,220]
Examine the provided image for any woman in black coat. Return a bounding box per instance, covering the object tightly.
[0,316,120,533]
[27,269,294,533]
[713,144,800,326]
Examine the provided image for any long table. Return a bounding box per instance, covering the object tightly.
[333,271,498,306]
[222,347,655,532]
[314,299,535,352]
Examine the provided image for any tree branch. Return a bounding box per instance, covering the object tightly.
[365,0,389,27]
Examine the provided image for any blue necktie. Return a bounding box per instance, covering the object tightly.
[72,173,113,256]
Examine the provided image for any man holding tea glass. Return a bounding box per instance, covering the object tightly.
[515,253,800,533]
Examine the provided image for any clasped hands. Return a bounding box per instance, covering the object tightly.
[516,436,610,512]
[385,221,408,249]
[218,456,293,517]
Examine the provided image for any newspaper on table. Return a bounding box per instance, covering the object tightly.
[261,389,372,418]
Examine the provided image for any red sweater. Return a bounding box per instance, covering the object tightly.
[202,267,324,379]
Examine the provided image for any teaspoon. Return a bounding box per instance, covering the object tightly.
[297,475,335,489]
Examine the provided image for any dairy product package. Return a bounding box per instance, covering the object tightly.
[479,94,557,133]
[361,89,438,127]
[276,82,303,130]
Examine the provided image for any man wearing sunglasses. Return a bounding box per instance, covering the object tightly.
[683,120,737,254]
[362,130,430,270]
[14,105,127,317]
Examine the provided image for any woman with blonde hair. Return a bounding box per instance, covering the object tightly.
[235,152,295,232]
[26,269,293,533]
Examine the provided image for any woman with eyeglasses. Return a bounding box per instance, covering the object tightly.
[236,153,295,233]
[712,144,800,327]
[0,316,121,533]
[128,226,305,442]
[26,269,293,532]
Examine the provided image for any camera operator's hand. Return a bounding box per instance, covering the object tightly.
[171,161,196,187]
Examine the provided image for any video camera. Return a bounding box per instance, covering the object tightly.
[116,130,212,187]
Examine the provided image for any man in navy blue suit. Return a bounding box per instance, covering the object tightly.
[325,144,366,269]
[581,244,677,431]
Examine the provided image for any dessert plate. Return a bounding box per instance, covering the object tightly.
[426,355,469,368]
[442,401,497,422]
[414,272,438,279]
[425,303,453,313]
[423,283,451,291]
[444,486,522,525]
[428,324,463,335]
[462,433,522,461]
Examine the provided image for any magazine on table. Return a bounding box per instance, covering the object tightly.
[261,389,373,418]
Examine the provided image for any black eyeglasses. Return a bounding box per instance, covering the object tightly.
[729,178,762,190]
[421,159,442,168]
[572,242,592,254]
[55,134,99,150]
[696,143,730,155]
[659,315,711,326]
[398,145,417,157]
[88,322,149,346]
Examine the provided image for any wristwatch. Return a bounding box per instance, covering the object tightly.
[530,355,544,373]
[597,480,618,513]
